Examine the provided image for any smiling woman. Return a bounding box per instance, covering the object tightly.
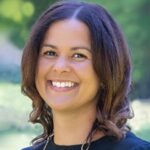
[35,19,99,112]
[21,1,150,150]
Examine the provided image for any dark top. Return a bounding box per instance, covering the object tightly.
[22,132,150,150]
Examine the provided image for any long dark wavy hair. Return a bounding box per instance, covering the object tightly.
[21,0,133,145]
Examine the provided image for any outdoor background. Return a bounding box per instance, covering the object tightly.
[0,0,150,150]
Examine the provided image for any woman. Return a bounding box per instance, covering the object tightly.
[21,1,150,150]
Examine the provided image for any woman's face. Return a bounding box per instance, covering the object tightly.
[35,19,100,112]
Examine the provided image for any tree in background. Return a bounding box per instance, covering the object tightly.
[0,0,57,48]
[106,0,150,98]
[0,0,149,99]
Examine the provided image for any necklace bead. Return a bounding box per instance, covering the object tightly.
[42,134,91,150]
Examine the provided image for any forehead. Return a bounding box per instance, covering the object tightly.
[43,19,91,48]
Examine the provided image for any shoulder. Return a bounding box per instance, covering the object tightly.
[21,147,32,150]
[113,131,150,150]
[21,141,46,150]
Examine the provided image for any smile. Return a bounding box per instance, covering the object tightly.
[52,81,76,88]
[48,80,78,92]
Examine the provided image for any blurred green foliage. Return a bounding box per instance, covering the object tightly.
[0,65,21,83]
[0,0,150,98]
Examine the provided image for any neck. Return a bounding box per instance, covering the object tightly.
[52,105,104,145]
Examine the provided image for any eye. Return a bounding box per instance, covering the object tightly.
[43,50,57,57]
[73,53,87,60]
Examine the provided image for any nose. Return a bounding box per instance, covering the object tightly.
[52,56,71,73]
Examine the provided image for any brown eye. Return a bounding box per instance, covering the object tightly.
[73,53,87,60]
[43,50,57,57]
[74,53,85,58]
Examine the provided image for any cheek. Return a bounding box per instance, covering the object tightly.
[35,60,49,97]
[75,61,99,93]
[36,59,51,78]
[73,61,97,79]
[35,60,49,91]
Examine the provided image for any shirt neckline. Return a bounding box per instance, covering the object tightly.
[48,134,115,150]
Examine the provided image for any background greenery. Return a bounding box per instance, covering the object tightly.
[0,0,150,149]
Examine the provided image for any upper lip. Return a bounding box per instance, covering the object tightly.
[48,80,79,88]
[48,80,78,87]
[48,79,79,84]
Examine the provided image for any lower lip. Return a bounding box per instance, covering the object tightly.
[48,81,78,92]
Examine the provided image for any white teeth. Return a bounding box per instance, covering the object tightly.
[51,81,75,88]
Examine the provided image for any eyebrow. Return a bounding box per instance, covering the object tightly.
[41,44,91,52]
